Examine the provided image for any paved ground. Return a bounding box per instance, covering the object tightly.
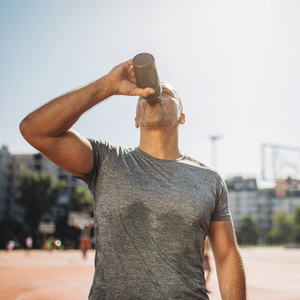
[207,247,300,300]
[1,247,300,299]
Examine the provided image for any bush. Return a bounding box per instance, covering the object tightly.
[236,214,260,245]
[266,210,293,245]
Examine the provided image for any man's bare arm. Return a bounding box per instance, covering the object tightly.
[208,220,247,300]
[20,59,154,178]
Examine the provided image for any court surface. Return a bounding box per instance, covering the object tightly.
[1,247,300,300]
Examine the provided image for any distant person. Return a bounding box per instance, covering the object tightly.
[25,236,33,256]
[47,236,56,252]
[6,240,15,252]
[81,235,91,260]
[20,58,246,299]
[51,238,56,252]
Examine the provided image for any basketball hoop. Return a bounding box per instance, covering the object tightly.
[38,221,56,234]
[68,211,94,230]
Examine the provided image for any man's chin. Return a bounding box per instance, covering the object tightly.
[139,120,168,129]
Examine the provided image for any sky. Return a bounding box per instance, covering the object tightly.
[1,0,300,188]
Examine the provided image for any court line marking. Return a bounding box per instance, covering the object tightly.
[15,286,56,300]
[15,282,76,300]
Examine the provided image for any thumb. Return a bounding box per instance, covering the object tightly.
[133,87,155,97]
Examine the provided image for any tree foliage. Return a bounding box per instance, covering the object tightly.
[17,171,64,228]
[236,214,260,245]
[267,209,294,244]
[69,187,93,211]
[293,206,300,243]
[0,218,24,249]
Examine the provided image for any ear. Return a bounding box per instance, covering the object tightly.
[179,113,185,124]
[134,118,139,128]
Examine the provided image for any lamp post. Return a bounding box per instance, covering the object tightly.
[209,135,223,169]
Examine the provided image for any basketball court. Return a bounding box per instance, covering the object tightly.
[1,247,300,300]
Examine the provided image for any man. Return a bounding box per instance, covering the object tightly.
[20,58,246,299]
[81,234,91,260]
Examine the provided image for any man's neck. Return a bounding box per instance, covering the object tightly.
[138,127,183,160]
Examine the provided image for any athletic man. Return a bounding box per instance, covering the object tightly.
[20,58,246,299]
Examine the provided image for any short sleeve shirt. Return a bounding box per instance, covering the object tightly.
[81,139,232,300]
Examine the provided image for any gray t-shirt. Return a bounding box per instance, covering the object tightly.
[82,139,232,300]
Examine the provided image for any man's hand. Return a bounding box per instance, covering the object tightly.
[20,58,154,178]
[106,59,155,98]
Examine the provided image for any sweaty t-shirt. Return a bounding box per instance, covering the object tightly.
[81,139,232,300]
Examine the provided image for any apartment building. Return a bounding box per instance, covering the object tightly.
[271,178,300,218]
[0,145,87,224]
[226,176,300,233]
[0,146,10,219]
[2,144,300,232]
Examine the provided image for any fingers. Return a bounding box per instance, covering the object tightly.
[123,59,133,74]
[125,58,133,65]
[109,59,155,97]
[126,60,154,97]
[132,87,155,97]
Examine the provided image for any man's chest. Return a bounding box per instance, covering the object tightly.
[94,157,217,232]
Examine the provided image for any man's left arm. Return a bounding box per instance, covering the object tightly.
[208,219,246,300]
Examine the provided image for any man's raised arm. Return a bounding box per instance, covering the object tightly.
[20,59,154,178]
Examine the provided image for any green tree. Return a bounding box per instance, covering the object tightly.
[236,214,260,245]
[0,218,24,249]
[64,187,93,249]
[267,209,293,244]
[293,206,300,243]
[17,171,64,245]
[69,187,93,211]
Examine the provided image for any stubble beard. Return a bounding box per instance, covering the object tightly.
[137,106,178,130]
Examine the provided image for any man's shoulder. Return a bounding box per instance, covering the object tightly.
[181,154,215,171]
[180,154,223,179]
[87,138,134,155]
